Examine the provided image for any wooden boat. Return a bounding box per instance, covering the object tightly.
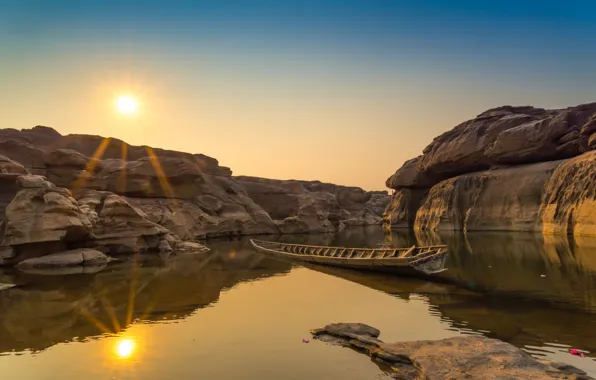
[249,239,449,275]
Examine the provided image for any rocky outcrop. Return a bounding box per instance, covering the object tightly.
[0,175,184,266]
[234,176,387,233]
[366,191,390,217]
[1,175,95,259]
[0,127,279,244]
[311,323,593,379]
[540,151,596,236]
[0,124,386,267]
[414,160,564,232]
[16,249,109,269]
[384,102,596,236]
[383,188,428,229]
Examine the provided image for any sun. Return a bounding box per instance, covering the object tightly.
[116,96,138,115]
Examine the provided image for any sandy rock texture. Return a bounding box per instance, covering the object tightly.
[384,102,596,236]
[0,125,387,267]
[311,322,593,379]
[235,176,388,233]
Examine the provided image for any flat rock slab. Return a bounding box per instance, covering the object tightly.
[17,265,107,276]
[0,283,16,292]
[311,323,593,380]
[175,241,211,254]
[16,248,110,269]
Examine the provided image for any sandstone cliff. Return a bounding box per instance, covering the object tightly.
[0,126,387,266]
[235,176,386,233]
[384,102,596,236]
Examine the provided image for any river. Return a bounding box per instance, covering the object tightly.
[1,227,595,379]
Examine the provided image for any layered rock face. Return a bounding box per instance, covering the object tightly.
[234,176,386,233]
[0,126,387,266]
[384,102,596,236]
[311,323,592,379]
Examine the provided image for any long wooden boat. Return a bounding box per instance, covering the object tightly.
[249,239,449,275]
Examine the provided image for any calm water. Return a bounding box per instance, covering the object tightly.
[1,227,596,379]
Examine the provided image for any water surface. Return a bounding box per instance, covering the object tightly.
[1,228,595,379]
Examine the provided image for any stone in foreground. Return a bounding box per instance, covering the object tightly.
[16,248,110,269]
[311,323,593,380]
[0,283,15,292]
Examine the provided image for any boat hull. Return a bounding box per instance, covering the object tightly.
[250,239,448,276]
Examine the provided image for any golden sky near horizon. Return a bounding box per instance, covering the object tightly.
[4,51,592,191]
[3,2,596,190]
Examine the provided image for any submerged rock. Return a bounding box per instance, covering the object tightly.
[175,241,210,254]
[311,323,593,379]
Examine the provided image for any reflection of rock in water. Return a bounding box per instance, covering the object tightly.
[304,262,596,359]
[299,233,596,360]
[0,242,292,353]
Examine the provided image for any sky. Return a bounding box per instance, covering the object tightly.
[1,0,596,191]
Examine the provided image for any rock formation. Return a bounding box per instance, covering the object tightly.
[384,102,596,236]
[235,176,386,233]
[311,323,593,379]
[0,126,388,267]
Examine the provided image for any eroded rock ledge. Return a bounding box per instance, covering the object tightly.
[311,323,593,379]
[384,102,596,236]
[235,176,388,233]
[0,126,388,268]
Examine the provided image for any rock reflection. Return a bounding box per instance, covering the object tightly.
[297,228,596,358]
[0,240,292,354]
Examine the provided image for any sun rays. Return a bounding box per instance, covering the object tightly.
[65,133,267,372]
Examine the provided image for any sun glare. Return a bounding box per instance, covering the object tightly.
[115,338,136,359]
[116,96,138,115]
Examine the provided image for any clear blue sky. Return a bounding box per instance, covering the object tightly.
[1,1,595,190]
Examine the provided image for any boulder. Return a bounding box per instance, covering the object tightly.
[540,151,596,236]
[76,190,170,254]
[175,241,210,254]
[3,175,94,247]
[385,156,433,189]
[311,323,593,380]
[0,155,28,175]
[15,248,109,268]
[390,103,596,186]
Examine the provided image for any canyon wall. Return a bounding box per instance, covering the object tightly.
[384,102,596,236]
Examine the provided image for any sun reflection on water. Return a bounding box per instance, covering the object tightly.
[115,338,136,359]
